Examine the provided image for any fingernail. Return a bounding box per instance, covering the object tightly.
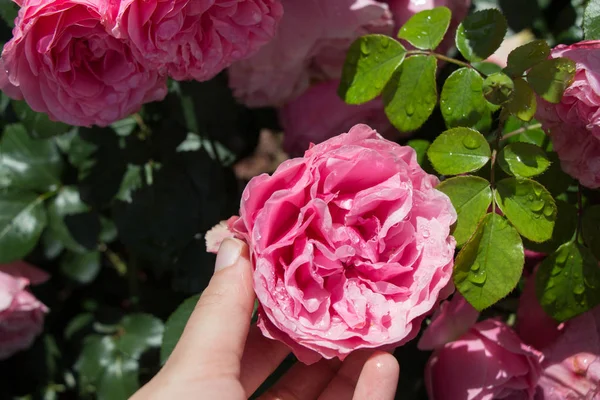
[215,238,243,272]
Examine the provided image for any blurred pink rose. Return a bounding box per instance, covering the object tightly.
[209,124,457,364]
[280,80,400,157]
[228,0,394,107]
[108,0,283,82]
[535,40,600,189]
[536,306,600,399]
[0,0,167,127]
[418,293,479,350]
[0,262,49,360]
[516,267,563,351]
[426,319,543,400]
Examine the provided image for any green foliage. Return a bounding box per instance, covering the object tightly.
[582,205,600,260]
[407,139,430,166]
[12,101,71,139]
[440,68,488,128]
[584,0,600,40]
[536,242,600,322]
[160,294,201,365]
[527,58,577,104]
[454,213,524,311]
[503,40,551,77]
[427,127,491,175]
[383,55,437,132]
[397,7,452,50]
[494,178,556,243]
[482,72,514,106]
[524,200,578,254]
[455,9,508,62]
[505,78,537,121]
[47,187,91,253]
[60,251,101,284]
[437,176,492,246]
[338,35,407,104]
[498,143,551,178]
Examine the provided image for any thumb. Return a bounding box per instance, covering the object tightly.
[166,238,255,376]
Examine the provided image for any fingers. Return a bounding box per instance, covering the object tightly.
[257,358,342,400]
[240,325,291,396]
[318,351,374,400]
[353,352,399,400]
[165,238,255,378]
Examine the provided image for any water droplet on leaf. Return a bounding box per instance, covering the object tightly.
[462,135,480,150]
[406,104,415,116]
[543,205,554,218]
[470,262,480,272]
[574,283,585,295]
[469,270,487,285]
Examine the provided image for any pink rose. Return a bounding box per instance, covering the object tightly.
[0,0,167,127]
[425,319,544,400]
[536,306,600,399]
[108,0,283,82]
[209,124,457,364]
[516,267,563,351]
[280,80,400,157]
[0,262,49,360]
[417,293,479,350]
[228,0,394,107]
[535,40,600,189]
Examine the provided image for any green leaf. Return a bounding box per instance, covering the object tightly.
[498,143,551,178]
[455,9,508,62]
[118,314,164,360]
[527,58,576,104]
[76,336,116,388]
[437,176,492,246]
[536,242,600,322]
[582,205,600,260]
[536,152,574,196]
[47,187,90,253]
[407,139,430,166]
[494,178,556,242]
[0,0,18,27]
[12,101,70,139]
[584,0,600,40]
[454,213,524,311]
[524,200,577,254]
[60,251,101,284]
[472,61,503,75]
[160,294,200,365]
[505,78,537,121]
[440,68,488,128]
[397,7,452,50]
[0,190,47,263]
[482,72,514,106]
[427,127,491,175]
[0,124,63,192]
[383,55,437,132]
[504,40,551,77]
[338,35,407,104]
[504,117,546,146]
[97,359,139,400]
[65,313,94,340]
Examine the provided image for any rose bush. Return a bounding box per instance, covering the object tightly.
[0,262,48,360]
[0,0,168,127]
[108,0,283,82]
[425,319,543,400]
[535,40,600,189]
[208,123,457,363]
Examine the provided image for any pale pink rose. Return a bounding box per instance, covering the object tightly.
[536,306,600,399]
[516,267,563,351]
[0,262,49,360]
[425,319,544,400]
[228,0,394,107]
[535,41,600,189]
[108,0,283,82]
[209,124,457,364]
[0,0,167,127]
[280,80,400,157]
[418,293,479,350]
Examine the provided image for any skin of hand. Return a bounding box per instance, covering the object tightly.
[130,238,400,400]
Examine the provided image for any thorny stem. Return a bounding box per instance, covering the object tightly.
[500,123,543,142]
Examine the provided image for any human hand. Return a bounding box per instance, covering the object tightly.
[131,238,400,400]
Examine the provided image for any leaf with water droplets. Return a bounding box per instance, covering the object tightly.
[437,176,492,246]
[527,58,576,104]
[440,68,488,128]
[455,9,508,62]
[584,0,600,40]
[505,78,537,121]
[427,127,491,175]
[498,143,551,178]
[504,40,551,77]
[536,242,600,322]
[383,55,437,132]
[338,35,407,105]
[524,200,578,254]
[454,213,524,311]
[582,205,600,261]
[494,177,556,243]
[397,7,452,50]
